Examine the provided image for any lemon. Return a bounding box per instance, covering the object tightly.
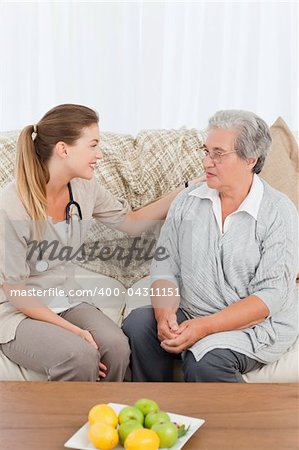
[88,404,118,428]
[124,428,160,450]
[88,422,119,450]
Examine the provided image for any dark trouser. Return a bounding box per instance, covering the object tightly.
[122,306,264,382]
[1,302,130,381]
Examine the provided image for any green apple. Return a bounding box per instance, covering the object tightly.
[118,419,143,445]
[134,398,159,417]
[118,406,144,425]
[152,421,178,448]
[144,411,171,429]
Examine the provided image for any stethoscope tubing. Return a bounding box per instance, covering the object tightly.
[35,182,82,272]
[66,182,82,224]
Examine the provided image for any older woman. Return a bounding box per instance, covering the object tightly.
[122,110,298,382]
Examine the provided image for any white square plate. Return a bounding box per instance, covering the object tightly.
[64,402,205,449]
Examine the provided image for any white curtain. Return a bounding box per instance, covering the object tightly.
[0,1,297,134]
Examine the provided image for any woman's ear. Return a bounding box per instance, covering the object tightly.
[54,141,68,159]
[247,157,257,170]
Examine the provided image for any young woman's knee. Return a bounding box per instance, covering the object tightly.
[49,346,99,381]
[108,333,131,367]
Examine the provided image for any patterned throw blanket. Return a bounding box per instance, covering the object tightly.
[0,128,205,287]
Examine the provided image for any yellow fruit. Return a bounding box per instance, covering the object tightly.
[88,404,118,428]
[124,428,160,450]
[88,422,119,450]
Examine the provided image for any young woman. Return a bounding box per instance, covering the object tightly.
[0,104,191,381]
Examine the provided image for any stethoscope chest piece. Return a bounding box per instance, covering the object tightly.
[35,260,49,273]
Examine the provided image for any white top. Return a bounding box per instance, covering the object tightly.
[189,174,264,233]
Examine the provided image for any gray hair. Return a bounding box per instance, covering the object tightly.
[207,110,272,174]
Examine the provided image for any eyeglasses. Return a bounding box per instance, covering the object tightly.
[200,148,237,164]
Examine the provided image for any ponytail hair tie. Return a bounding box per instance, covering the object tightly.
[32,124,37,141]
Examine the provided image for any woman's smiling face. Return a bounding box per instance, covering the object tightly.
[65,123,102,179]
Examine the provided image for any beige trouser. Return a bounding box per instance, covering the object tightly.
[1,303,130,381]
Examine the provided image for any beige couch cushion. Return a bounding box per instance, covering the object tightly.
[0,352,46,381]
[260,117,298,210]
[243,336,299,383]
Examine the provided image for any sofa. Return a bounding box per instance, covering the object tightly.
[0,117,298,382]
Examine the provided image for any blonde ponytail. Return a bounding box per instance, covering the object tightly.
[15,125,49,222]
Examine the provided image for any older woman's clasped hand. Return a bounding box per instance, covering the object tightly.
[156,313,180,341]
[160,317,209,354]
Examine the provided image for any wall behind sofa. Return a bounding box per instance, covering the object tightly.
[0,1,297,133]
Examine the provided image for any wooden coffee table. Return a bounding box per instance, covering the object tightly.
[0,382,297,450]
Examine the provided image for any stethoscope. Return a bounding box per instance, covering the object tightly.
[66,182,82,224]
[35,182,82,272]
